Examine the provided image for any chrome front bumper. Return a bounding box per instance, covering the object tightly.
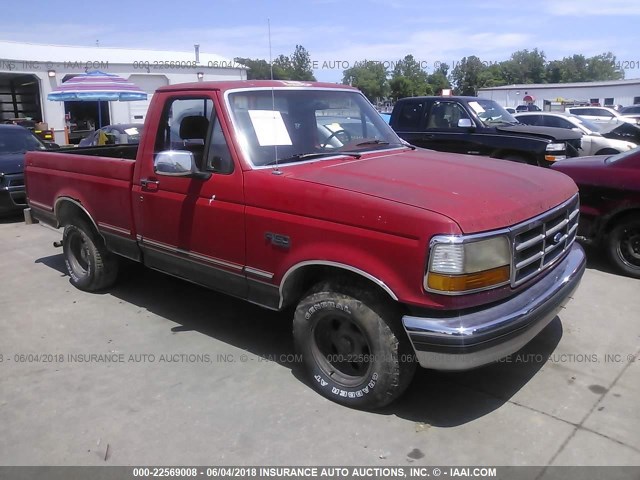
[403,243,586,371]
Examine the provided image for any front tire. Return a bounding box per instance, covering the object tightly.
[607,217,640,278]
[62,219,119,291]
[293,281,416,409]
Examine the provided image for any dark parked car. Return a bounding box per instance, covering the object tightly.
[516,104,541,112]
[78,124,143,147]
[389,96,582,166]
[0,125,48,215]
[551,148,640,278]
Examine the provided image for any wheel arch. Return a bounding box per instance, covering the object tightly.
[54,197,103,240]
[595,148,620,156]
[603,208,640,235]
[279,261,399,310]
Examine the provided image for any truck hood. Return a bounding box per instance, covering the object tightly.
[0,152,25,174]
[496,124,583,141]
[288,149,578,233]
[551,155,608,173]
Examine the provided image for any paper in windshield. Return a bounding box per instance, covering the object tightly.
[468,101,485,114]
[248,110,292,146]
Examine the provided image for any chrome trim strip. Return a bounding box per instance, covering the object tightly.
[515,233,544,252]
[140,237,244,272]
[546,218,569,236]
[98,222,132,236]
[245,267,274,279]
[142,243,246,279]
[53,197,102,239]
[278,260,398,309]
[29,200,53,211]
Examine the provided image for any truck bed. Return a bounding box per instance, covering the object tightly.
[57,144,138,160]
[25,147,138,245]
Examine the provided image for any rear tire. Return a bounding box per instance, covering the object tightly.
[293,281,416,409]
[606,217,640,278]
[62,219,119,291]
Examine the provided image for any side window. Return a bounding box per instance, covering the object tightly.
[205,113,234,174]
[517,114,541,126]
[543,116,571,129]
[154,97,214,169]
[427,102,470,129]
[395,101,424,130]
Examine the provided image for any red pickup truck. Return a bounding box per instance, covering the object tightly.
[25,80,586,409]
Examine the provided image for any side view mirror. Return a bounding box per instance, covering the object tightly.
[458,118,474,128]
[154,150,211,180]
[44,141,60,149]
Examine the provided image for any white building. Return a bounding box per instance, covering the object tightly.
[0,41,247,144]
[478,79,640,110]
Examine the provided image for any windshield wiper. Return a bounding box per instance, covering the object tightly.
[354,139,391,147]
[264,151,361,166]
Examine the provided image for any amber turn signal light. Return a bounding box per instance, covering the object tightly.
[427,265,510,293]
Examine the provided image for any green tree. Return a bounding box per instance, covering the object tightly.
[342,60,388,102]
[427,62,451,95]
[235,57,287,80]
[272,54,293,78]
[289,45,316,81]
[586,52,624,81]
[389,55,430,99]
[238,45,316,81]
[543,53,624,83]
[501,49,546,84]
[451,56,487,95]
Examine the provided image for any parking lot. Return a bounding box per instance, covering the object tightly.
[0,215,639,468]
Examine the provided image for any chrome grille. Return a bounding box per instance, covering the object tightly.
[511,195,579,287]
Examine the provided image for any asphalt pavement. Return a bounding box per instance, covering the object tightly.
[0,215,638,469]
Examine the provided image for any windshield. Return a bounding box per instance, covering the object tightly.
[468,99,518,126]
[0,128,46,154]
[569,115,602,134]
[226,88,404,167]
[605,145,640,164]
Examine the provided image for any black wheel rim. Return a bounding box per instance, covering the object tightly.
[617,225,640,270]
[312,312,373,387]
[68,231,90,276]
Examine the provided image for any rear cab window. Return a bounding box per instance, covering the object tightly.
[395,100,425,130]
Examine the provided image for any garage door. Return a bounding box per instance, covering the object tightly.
[126,75,169,123]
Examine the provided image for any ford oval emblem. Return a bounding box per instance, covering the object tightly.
[553,232,563,244]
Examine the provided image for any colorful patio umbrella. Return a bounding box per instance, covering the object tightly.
[47,70,147,127]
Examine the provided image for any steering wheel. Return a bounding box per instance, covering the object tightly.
[320,129,352,149]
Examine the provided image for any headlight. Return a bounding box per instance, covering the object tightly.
[546,142,565,152]
[425,235,511,294]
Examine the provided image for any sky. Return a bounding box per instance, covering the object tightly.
[3,0,640,83]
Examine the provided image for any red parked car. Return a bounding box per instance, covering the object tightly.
[551,148,640,278]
